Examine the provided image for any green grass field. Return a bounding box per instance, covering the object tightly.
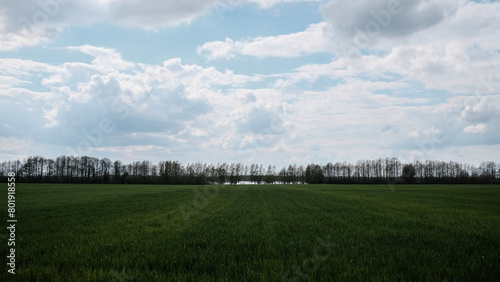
[2,184,500,281]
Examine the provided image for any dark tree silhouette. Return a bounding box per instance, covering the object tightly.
[402,164,416,183]
[0,156,498,185]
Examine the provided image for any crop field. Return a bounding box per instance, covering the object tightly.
[2,184,500,281]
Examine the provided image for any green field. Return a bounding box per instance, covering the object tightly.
[2,184,500,281]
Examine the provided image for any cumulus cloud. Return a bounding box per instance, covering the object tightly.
[463,124,487,134]
[1,0,204,50]
[0,0,106,51]
[321,0,460,45]
[198,22,331,60]
[197,38,242,61]
[236,106,284,134]
[193,0,500,164]
[459,97,499,124]
[199,0,500,98]
[0,0,319,51]
[0,44,261,158]
[1,1,499,165]
[320,0,500,69]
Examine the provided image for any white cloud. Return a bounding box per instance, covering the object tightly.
[0,0,105,51]
[1,1,500,166]
[243,22,331,57]
[321,0,461,48]
[42,107,59,128]
[197,38,242,61]
[0,58,59,77]
[0,44,263,160]
[0,75,30,89]
[67,45,135,72]
[0,0,320,51]
[198,22,331,60]
[463,124,487,134]
[319,0,500,97]
[0,27,60,51]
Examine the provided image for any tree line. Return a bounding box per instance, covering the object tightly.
[0,155,499,185]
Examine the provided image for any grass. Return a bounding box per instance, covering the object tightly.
[1,184,499,281]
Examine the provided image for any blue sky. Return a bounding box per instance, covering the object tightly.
[1,0,499,166]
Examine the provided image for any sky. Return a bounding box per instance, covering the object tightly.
[0,0,499,167]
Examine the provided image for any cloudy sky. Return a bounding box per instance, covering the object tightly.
[1,0,499,166]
